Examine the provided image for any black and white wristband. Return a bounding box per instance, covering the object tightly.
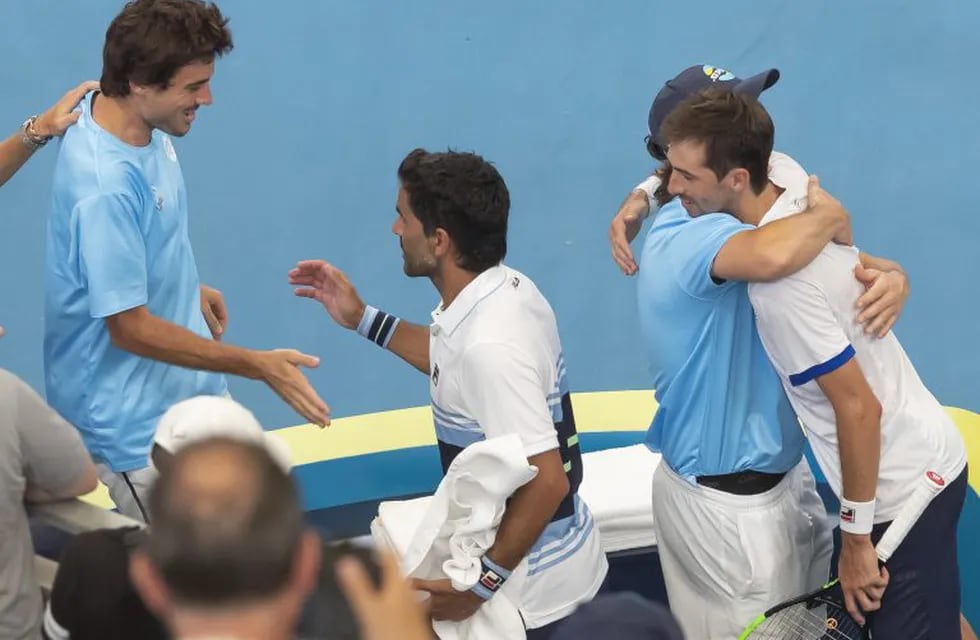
[356,305,401,349]
[469,556,511,601]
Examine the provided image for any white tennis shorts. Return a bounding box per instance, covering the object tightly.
[652,459,833,640]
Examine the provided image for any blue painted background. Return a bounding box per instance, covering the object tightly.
[1,0,977,427]
[2,0,978,621]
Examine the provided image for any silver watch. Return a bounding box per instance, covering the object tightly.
[21,115,51,151]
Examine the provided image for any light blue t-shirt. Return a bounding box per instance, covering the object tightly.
[636,199,804,479]
[44,92,227,472]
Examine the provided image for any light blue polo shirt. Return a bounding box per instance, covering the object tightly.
[636,199,804,480]
[44,92,227,472]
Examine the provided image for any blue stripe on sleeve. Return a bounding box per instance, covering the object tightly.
[789,344,855,387]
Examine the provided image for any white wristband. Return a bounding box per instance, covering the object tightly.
[839,497,876,535]
[633,174,662,203]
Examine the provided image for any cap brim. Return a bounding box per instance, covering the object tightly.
[734,68,780,97]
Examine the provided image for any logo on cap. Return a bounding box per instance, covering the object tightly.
[703,65,735,82]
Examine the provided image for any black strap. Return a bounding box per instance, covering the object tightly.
[696,470,786,495]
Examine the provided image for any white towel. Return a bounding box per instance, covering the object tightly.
[577,444,661,552]
[374,442,663,557]
[382,434,537,640]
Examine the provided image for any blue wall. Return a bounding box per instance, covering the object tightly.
[1,0,977,429]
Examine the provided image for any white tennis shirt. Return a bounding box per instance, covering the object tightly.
[748,154,966,523]
[428,263,607,627]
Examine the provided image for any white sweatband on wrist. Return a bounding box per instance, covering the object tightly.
[633,174,662,203]
[839,497,876,535]
[356,305,401,349]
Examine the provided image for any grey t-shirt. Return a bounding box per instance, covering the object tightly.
[0,368,92,639]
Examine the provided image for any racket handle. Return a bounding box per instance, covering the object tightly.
[875,469,947,563]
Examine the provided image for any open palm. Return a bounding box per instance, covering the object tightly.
[289,260,365,330]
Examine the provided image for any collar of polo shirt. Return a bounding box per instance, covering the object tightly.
[430,264,509,336]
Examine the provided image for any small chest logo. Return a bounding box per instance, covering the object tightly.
[432,364,440,386]
[150,186,164,211]
[511,276,520,288]
[926,470,945,487]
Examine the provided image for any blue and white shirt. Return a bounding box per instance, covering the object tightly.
[428,264,607,628]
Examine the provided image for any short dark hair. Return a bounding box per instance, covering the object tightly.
[397,148,509,273]
[661,89,773,194]
[100,0,233,97]
[145,437,302,607]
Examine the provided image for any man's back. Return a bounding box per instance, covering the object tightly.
[748,182,967,520]
[0,369,94,640]
[636,199,804,478]
[44,91,226,472]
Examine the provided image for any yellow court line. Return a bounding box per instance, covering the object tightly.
[78,390,658,509]
[273,389,659,466]
[79,392,980,509]
[948,407,980,490]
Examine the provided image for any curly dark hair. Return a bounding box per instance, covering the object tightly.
[100,0,233,97]
[397,148,510,273]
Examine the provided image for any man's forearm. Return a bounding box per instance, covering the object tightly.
[110,308,262,378]
[0,131,35,188]
[485,481,563,571]
[835,400,882,505]
[753,207,845,279]
[815,362,883,512]
[713,204,846,282]
[485,454,569,571]
[383,320,430,375]
[624,188,651,219]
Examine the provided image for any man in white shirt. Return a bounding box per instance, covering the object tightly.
[289,147,608,638]
[659,88,969,639]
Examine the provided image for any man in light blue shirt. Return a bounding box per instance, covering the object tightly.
[637,182,846,639]
[46,91,229,472]
[45,0,329,522]
[639,198,807,480]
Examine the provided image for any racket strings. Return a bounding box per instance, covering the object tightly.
[751,602,864,639]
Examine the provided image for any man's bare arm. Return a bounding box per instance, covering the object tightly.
[107,306,330,425]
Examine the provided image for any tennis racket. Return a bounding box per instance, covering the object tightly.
[737,469,948,639]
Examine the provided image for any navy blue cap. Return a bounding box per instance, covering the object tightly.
[552,593,685,640]
[647,64,780,152]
